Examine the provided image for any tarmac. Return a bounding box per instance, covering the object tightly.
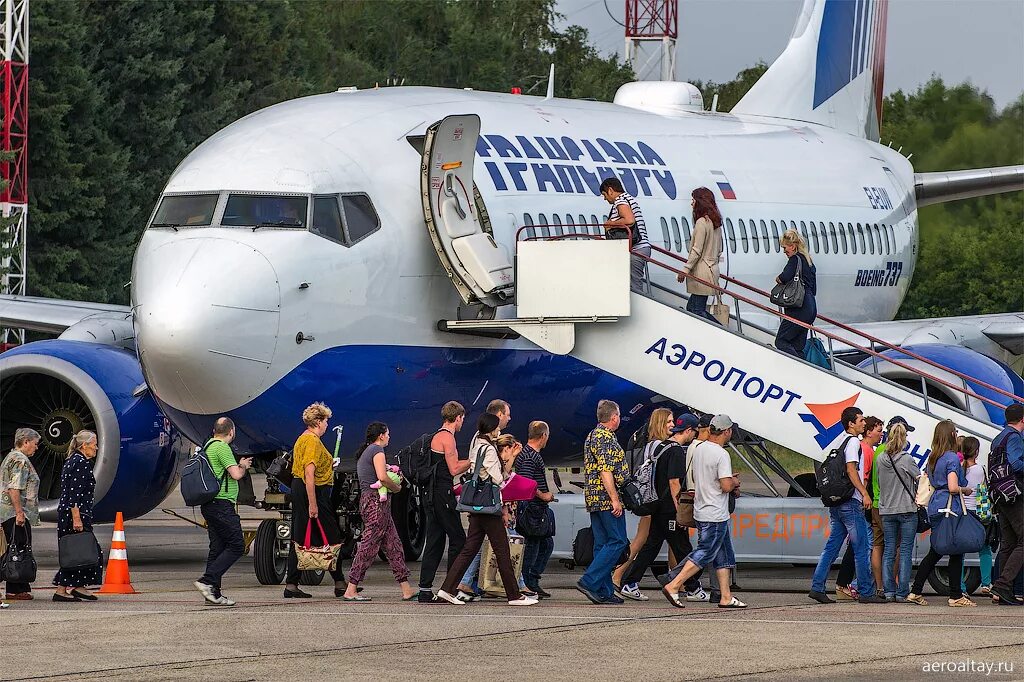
[2,486,1022,681]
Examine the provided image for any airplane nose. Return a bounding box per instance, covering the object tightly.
[133,237,281,414]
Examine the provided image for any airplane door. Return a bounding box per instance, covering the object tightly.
[420,114,514,308]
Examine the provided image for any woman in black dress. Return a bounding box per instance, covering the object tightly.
[52,431,103,602]
[774,228,817,358]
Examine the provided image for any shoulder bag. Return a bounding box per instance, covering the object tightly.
[676,445,696,528]
[455,445,503,516]
[770,255,805,308]
[294,518,341,571]
[889,454,931,534]
[975,466,992,523]
[915,470,934,506]
[265,450,294,487]
[58,530,102,570]
[931,492,985,556]
[1,524,36,584]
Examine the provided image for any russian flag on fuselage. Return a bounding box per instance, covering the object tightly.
[711,170,736,200]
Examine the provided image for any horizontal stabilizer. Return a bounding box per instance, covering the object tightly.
[915,165,1024,207]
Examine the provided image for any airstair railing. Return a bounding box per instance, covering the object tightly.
[514,224,1021,413]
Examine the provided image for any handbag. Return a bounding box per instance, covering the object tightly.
[803,335,832,370]
[770,255,805,308]
[294,518,341,571]
[58,530,102,570]
[1,524,37,584]
[915,472,934,506]
[265,450,294,486]
[889,454,931,534]
[455,445,503,516]
[708,293,730,326]
[931,493,986,556]
[516,501,555,538]
[976,467,992,522]
[479,535,526,596]
[675,449,696,528]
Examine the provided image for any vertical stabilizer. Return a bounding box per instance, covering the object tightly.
[733,0,888,139]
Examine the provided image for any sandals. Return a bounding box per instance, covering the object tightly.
[660,587,685,609]
[718,597,747,609]
[948,596,976,608]
[342,595,372,602]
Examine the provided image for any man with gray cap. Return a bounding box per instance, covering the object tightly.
[661,414,746,608]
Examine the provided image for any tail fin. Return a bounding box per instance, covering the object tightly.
[732,0,888,139]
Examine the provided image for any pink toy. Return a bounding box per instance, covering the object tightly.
[371,464,402,501]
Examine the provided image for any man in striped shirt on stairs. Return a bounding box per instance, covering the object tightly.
[600,177,651,294]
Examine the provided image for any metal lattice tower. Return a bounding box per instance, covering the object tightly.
[625,0,677,81]
[0,0,27,345]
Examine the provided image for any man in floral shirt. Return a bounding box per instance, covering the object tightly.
[577,400,629,605]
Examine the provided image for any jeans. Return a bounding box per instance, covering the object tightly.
[685,520,735,570]
[630,244,651,293]
[522,536,554,589]
[811,498,875,596]
[686,294,721,325]
[199,499,244,593]
[882,512,917,598]
[962,543,993,591]
[579,510,628,599]
[418,493,466,590]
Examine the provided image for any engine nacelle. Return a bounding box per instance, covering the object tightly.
[857,343,1024,424]
[0,340,187,522]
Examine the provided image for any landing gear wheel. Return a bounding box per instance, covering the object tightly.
[299,570,325,586]
[393,483,426,561]
[254,519,289,585]
[927,565,981,596]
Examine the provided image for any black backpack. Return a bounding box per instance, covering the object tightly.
[987,429,1023,505]
[814,436,857,507]
[396,429,446,487]
[180,440,228,506]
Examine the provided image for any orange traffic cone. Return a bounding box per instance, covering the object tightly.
[97,512,137,594]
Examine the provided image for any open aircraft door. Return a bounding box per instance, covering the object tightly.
[421,114,514,309]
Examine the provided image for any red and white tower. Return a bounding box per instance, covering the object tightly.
[625,0,677,81]
[0,0,27,345]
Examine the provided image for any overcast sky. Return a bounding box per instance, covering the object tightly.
[555,0,1024,108]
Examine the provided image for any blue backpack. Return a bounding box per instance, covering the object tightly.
[180,441,227,506]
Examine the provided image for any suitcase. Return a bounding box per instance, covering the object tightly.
[479,534,525,596]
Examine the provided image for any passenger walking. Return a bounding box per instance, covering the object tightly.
[52,431,104,603]
[661,415,746,608]
[417,401,471,603]
[284,403,348,599]
[620,413,708,602]
[192,418,252,606]
[960,437,993,597]
[437,415,536,606]
[576,400,630,605]
[600,177,651,293]
[808,407,885,604]
[515,421,556,599]
[773,229,817,358]
[677,187,724,324]
[990,403,1023,607]
[343,422,415,602]
[876,423,919,601]
[1,428,41,602]
[907,420,976,607]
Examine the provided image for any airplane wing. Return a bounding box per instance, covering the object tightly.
[0,294,132,334]
[915,165,1024,207]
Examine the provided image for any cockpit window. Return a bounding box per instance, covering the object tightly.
[312,196,345,243]
[222,194,308,228]
[151,194,218,227]
[342,195,380,243]
[309,194,380,246]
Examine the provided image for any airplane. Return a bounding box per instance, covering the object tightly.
[1,0,1022,582]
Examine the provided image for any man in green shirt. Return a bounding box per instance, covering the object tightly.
[194,417,252,606]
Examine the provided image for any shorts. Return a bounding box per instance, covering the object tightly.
[868,507,884,548]
[686,519,735,570]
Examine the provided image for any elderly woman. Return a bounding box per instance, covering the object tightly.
[284,402,347,599]
[52,431,103,602]
[1,427,41,602]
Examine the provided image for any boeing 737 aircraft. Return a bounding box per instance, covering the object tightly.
[1,0,1022,573]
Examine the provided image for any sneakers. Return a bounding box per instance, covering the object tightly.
[575,581,604,605]
[808,590,836,604]
[858,594,888,604]
[619,583,649,601]
[209,595,236,607]
[283,587,312,599]
[417,590,438,603]
[0,602,8,609]
[194,580,218,605]
[508,595,539,606]
[948,596,977,608]
[456,590,480,602]
[685,587,710,602]
[603,594,625,604]
[435,589,464,605]
[905,593,927,605]
[531,585,552,599]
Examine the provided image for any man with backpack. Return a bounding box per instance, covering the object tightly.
[990,403,1024,607]
[193,417,252,606]
[808,406,886,604]
[619,414,708,602]
[417,401,472,603]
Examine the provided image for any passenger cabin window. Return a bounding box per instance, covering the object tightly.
[809,221,820,252]
[671,217,681,252]
[760,220,769,254]
[856,223,866,253]
[770,220,780,252]
[523,213,536,240]
[829,222,839,253]
[538,213,549,238]
[551,214,563,237]
[848,223,857,253]
[738,219,749,253]
[881,224,889,254]
[151,193,218,227]
[223,194,307,228]
[682,218,692,251]
[725,218,737,253]
[888,225,896,253]
[661,217,671,250]
[867,223,875,254]
[590,214,600,236]
[750,218,760,253]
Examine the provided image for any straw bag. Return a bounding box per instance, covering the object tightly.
[294,518,341,571]
[708,293,730,326]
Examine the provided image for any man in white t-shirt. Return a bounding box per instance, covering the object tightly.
[808,406,886,604]
[661,415,746,609]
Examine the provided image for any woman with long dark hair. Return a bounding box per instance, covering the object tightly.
[437,413,537,606]
[678,187,724,324]
[907,420,976,607]
[342,422,415,601]
[773,229,818,357]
